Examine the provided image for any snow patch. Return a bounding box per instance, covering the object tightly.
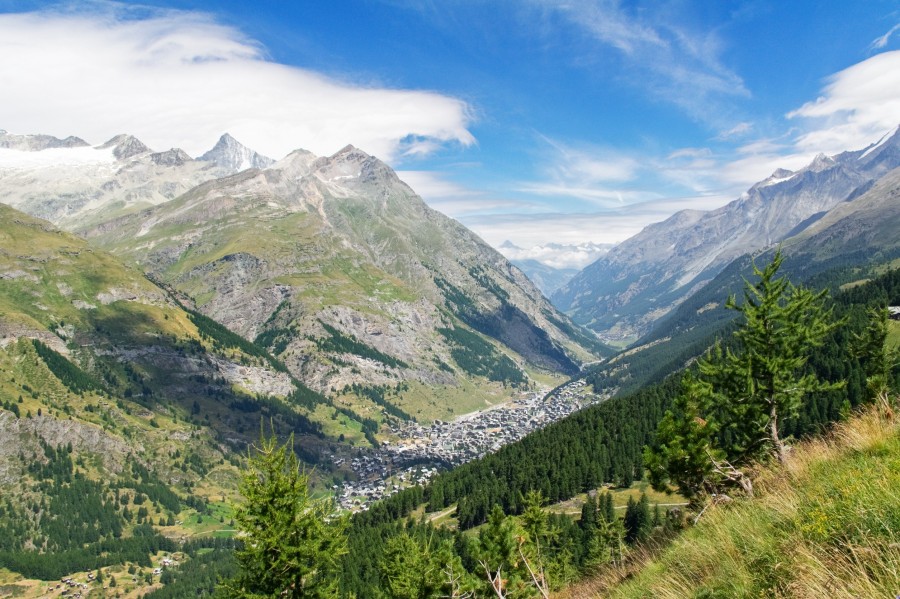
[0,145,116,169]
[859,126,898,160]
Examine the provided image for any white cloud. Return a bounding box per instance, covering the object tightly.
[716,122,753,139]
[461,212,636,248]
[396,170,544,217]
[870,23,900,50]
[395,170,480,200]
[496,241,612,270]
[0,5,475,161]
[786,51,900,156]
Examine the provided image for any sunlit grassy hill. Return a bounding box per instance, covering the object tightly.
[562,400,900,598]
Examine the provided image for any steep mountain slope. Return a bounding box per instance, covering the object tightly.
[0,132,266,230]
[584,166,900,398]
[564,403,900,598]
[554,126,900,345]
[0,203,357,465]
[199,133,274,172]
[80,145,609,420]
[510,258,579,296]
[783,165,900,267]
[0,203,374,585]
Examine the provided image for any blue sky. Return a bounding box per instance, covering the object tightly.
[1,1,899,268]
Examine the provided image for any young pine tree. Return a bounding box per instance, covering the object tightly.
[646,251,842,502]
[226,432,347,598]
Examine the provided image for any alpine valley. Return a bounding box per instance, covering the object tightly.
[2,124,900,598]
[554,125,900,346]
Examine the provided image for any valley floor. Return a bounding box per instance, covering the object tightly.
[334,379,609,511]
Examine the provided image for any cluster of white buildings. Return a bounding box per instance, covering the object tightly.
[334,380,606,511]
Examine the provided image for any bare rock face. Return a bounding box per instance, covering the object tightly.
[150,148,193,167]
[213,357,294,397]
[0,411,136,484]
[3,131,608,420]
[0,131,276,228]
[99,134,151,160]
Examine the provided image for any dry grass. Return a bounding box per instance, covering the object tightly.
[559,398,900,598]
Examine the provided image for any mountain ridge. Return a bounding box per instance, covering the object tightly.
[553,125,900,345]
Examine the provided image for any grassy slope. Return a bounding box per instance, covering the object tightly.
[562,402,900,598]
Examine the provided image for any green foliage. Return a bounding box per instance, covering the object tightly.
[186,308,288,373]
[378,532,477,599]
[427,377,673,528]
[540,309,615,359]
[851,307,900,400]
[32,339,103,394]
[0,529,175,580]
[147,540,238,599]
[598,407,900,598]
[437,326,526,387]
[254,326,294,356]
[644,374,721,500]
[315,322,408,369]
[345,382,413,421]
[646,252,845,501]
[623,493,652,545]
[472,506,530,597]
[720,252,844,461]
[226,432,347,598]
[435,276,579,375]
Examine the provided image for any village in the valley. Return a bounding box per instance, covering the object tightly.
[333,379,609,511]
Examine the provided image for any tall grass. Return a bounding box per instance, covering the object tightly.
[560,400,900,598]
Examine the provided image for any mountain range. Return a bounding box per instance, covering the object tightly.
[553,125,900,345]
[0,131,609,428]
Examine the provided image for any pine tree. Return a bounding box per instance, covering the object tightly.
[718,251,843,463]
[379,532,435,599]
[644,373,721,501]
[646,251,842,502]
[226,432,347,598]
[852,307,900,402]
[623,493,651,544]
[471,506,527,598]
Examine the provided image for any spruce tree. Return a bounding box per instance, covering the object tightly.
[226,432,347,598]
[718,251,842,463]
[646,251,842,502]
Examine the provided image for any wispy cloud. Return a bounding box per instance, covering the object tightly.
[870,22,900,50]
[716,122,753,140]
[534,0,748,123]
[514,139,649,207]
[0,3,475,161]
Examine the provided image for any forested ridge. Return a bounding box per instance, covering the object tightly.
[331,263,900,597]
[2,264,898,598]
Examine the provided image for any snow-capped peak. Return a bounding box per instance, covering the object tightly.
[198,133,274,173]
[806,153,836,173]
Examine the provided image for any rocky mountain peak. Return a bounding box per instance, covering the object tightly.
[150,148,193,167]
[0,130,89,151]
[198,133,274,173]
[554,128,900,345]
[99,134,151,160]
[333,144,366,159]
[806,153,836,173]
